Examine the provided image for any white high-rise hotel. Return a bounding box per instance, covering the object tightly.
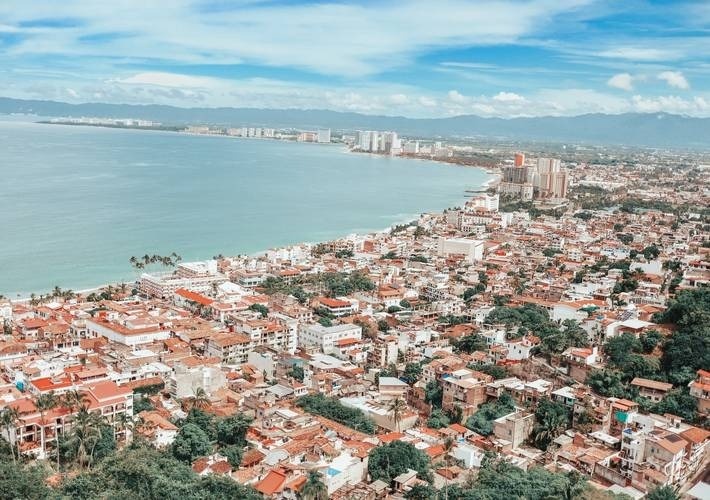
[355,130,401,155]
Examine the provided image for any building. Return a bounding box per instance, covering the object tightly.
[437,238,484,263]
[204,332,253,365]
[630,378,673,403]
[317,129,331,143]
[689,369,710,415]
[0,380,133,459]
[300,323,362,353]
[168,357,227,399]
[441,369,489,418]
[85,314,171,346]
[493,409,535,450]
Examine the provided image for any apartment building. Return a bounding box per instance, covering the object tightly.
[0,380,133,459]
[205,332,253,365]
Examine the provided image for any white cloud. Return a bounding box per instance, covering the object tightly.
[389,93,409,105]
[607,73,634,91]
[631,94,707,114]
[115,72,220,88]
[447,90,468,103]
[657,71,689,89]
[0,0,596,77]
[597,47,681,61]
[418,96,438,107]
[493,91,525,102]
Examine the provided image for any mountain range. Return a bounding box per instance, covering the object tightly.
[1,96,708,148]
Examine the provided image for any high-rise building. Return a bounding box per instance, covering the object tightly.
[534,158,567,198]
[317,129,331,143]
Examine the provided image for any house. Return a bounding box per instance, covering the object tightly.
[136,410,178,448]
[688,369,710,415]
[493,409,535,450]
[630,378,673,403]
[378,377,408,399]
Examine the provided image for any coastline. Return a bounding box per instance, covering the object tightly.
[2,122,497,300]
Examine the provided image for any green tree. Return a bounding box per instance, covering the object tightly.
[172,423,212,463]
[32,391,58,462]
[216,414,251,447]
[426,408,450,429]
[402,363,422,385]
[465,393,515,436]
[453,334,487,353]
[532,398,570,451]
[646,485,680,500]
[0,461,52,500]
[221,444,243,468]
[368,441,432,484]
[388,397,407,433]
[404,483,438,499]
[0,407,19,464]
[424,380,443,408]
[639,330,662,353]
[287,364,305,382]
[300,470,328,500]
[248,303,269,318]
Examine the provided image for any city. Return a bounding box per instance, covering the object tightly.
[1,146,708,499]
[1,1,709,499]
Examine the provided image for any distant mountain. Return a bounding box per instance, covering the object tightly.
[1,96,708,148]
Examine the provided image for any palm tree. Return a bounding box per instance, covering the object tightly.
[387,396,407,433]
[191,387,211,411]
[0,407,19,463]
[114,412,133,445]
[533,409,568,451]
[62,389,89,413]
[32,391,58,460]
[300,470,328,500]
[441,436,455,500]
[68,409,103,470]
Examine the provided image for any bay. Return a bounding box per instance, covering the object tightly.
[0,120,490,296]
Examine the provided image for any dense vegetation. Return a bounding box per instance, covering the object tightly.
[0,435,261,500]
[485,305,590,356]
[587,288,709,423]
[368,441,432,484]
[296,394,375,434]
[465,393,515,436]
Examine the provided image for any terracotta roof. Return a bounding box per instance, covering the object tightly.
[175,288,214,307]
[630,377,673,391]
[255,468,287,495]
[680,426,710,445]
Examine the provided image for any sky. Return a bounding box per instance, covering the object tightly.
[0,0,709,118]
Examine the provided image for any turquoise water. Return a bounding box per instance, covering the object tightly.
[0,120,490,296]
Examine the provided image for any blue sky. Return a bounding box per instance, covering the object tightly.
[0,0,708,117]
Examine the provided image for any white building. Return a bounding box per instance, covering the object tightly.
[317,129,331,143]
[300,323,362,353]
[437,238,484,262]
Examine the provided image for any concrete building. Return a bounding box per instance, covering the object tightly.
[493,409,535,450]
[300,323,362,353]
[437,238,484,263]
[168,358,227,399]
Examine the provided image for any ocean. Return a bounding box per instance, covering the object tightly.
[0,120,491,296]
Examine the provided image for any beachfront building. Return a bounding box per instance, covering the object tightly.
[139,260,228,298]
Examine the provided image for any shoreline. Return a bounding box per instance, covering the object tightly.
[3,122,497,300]
[6,172,498,301]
